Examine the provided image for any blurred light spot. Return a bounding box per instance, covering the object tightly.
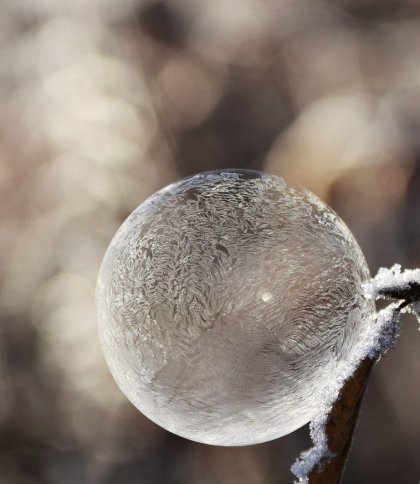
[188,0,269,63]
[265,93,408,199]
[157,54,225,129]
[32,273,123,406]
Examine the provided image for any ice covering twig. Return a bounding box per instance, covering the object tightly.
[366,264,420,306]
[291,265,420,484]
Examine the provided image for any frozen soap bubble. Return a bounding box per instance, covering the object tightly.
[96,170,374,446]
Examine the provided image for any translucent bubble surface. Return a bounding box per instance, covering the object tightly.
[96,170,374,446]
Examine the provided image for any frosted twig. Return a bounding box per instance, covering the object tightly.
[366,264,420,326]
[291,265,420,483]
[365,264,420,304]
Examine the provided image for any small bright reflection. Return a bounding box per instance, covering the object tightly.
[261,292,273,302]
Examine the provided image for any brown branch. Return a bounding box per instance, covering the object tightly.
[303,270,419,483]
[307,357,376,484]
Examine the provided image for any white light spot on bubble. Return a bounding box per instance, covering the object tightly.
[261,292,272,302]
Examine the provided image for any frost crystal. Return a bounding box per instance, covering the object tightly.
[96,170,374,446]
[413,303,420,324]
[365,264,420,304]
[292,264,420,481]
[367,264,420,331]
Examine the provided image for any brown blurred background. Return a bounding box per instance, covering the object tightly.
[0,0,419,483]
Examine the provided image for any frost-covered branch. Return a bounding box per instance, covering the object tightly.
[291,265,420,484]
[367,265,420,320]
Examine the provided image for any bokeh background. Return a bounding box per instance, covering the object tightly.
[0,0,419,483]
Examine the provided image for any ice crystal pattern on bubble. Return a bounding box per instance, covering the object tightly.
[96,170,375,446]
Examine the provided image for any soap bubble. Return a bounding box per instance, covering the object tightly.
[96,170,374,446]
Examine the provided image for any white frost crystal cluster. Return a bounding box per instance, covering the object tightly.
[366,264,420,299]
[96,169,375,446]
[367,264,420,325]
